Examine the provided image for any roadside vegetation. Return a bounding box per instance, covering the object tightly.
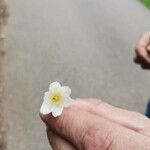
[140,0,150,8]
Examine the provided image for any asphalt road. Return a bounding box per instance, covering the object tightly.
[3,0,150,149]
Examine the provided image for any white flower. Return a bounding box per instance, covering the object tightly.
[40,81,74,117]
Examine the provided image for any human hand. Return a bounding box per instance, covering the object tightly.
[134,32,150,69]
[40,99,150,150]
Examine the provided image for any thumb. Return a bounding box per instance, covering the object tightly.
[40,106,114,150]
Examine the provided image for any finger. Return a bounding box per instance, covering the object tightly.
[41,107,150,150]
[136,47,150,63]
[47,128,76,150]
[134,49,150,66]
[41,107,118,150]
[73,99,150,137]
[110,125,150,150]
[137,32,150,49]
[134,55,150,69]
[135,32,150,63]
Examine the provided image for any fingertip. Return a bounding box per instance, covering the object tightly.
[138,49,150,63]
[147,45,150,51]
[39,112,52,124]
[39,112,46,123]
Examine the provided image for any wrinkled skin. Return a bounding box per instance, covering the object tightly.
[134,32,150,69]
[40,99,150,150]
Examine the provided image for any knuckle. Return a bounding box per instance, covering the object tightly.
[83,127,113,150]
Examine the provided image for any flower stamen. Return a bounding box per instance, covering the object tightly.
[50,92,63,105]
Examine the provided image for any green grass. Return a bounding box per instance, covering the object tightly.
[140,0,150,8]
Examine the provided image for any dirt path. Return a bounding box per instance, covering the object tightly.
[0,0,8,149]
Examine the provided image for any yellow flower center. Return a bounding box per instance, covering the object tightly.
[50,92,63,105]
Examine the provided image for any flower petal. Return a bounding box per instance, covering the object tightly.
[40,101,55,115]
[43,92,49,101]
[49,81,61,91]
[63,98,74,107]
[52,106,64,117]
[61,86,71,96]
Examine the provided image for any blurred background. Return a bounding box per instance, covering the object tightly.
[0,0,150,149]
